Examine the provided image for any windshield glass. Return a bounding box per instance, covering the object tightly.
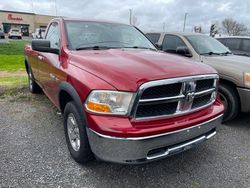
[65,21,155,50]
[186,35,230,55]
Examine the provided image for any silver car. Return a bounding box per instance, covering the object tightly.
[217,36,250,57]
[146,32,250,122]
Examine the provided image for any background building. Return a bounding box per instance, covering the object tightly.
[0,10,56,36]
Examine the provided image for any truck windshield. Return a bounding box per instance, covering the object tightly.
[186,35,231,55]
[65,21,156,50]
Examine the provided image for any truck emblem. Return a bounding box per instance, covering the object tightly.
[186,92,195,102]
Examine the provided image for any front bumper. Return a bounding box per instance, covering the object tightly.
[87,114,223,164]
[237,87,250,112]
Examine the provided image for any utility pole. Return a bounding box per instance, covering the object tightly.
[129,9,132,25]
[55,0,58,16]
[183,12,188,32]
[31,0,34,13]
[163,22,165,32]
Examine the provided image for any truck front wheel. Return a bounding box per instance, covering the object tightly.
[219,83,239,122]
[63,101,94,164]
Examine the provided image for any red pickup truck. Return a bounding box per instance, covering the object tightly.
[24,18,224,164]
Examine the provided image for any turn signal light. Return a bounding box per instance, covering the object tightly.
[245,73,250,82]
[86,101,111,113]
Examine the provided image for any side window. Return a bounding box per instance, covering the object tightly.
[226,39,241,51]
[217,38,227,46]
[162,35,187,53]
[241,39,250,52]
[146,33,160,44]
[46,22,59,49]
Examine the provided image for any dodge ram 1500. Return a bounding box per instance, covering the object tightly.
[24,18,224,164]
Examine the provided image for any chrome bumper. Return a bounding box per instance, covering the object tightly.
[87,114,223,164]
[237,87,250,112]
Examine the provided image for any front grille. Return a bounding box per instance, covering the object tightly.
[192,94,212,109]
[136,102,178,118]
[132,74,218,120]
[141,83,182,99]
[196,79,214,92]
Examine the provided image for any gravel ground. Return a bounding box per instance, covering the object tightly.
[0,90,250,188]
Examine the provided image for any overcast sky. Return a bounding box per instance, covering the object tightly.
[1,0,249,33]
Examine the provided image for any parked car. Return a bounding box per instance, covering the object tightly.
[24,19,224,164]
[146,32,250,122]
[0,28,5,39]
[8,28,22,39]
[32,28,46,39]
[217,36,250,57]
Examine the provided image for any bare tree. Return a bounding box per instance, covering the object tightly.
[222,18,248,36]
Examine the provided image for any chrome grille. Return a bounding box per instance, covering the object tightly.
[131,74,219,121]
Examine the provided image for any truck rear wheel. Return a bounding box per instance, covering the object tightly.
[219,83,239,122]
[63,101,94,164]
[28,68,41,93]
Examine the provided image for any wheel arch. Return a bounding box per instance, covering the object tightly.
[219,78,241,113]
[24,58,30,74]
[58,82,86,116]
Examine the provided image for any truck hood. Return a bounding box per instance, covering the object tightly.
[69,49,216,91]
[202,54,250,87]
[202,54,250,70]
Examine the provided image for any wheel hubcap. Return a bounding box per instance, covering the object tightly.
[67,113,80,151]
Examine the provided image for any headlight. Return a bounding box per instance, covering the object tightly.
[85,90,135,115]
[244,72,250,88]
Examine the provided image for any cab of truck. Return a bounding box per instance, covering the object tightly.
[146,32,250,122]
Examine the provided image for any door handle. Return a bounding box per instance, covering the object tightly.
[38,55,44,60]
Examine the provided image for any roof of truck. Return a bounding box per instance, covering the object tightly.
[59,18,129,26]
[146,32,205,36]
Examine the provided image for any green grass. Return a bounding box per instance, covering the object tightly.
[0,41,29,91]
[0,40,30,71]
[0,40,29,55]
[0,55,25,71]
[0,76,28,86]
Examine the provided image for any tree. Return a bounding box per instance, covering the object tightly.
[222,18,248,36]
[210,24,218,37]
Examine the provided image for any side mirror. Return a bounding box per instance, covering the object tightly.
[155,43,162,50]
[176,46,192,57]
[31,40,59,54]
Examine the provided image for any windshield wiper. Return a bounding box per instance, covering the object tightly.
[221,51,232,55]
[124,46,157,51]
[76,46,112,51]
[200,52,222,55]
[200,51,232,56]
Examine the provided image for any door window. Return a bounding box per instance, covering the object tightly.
[46,22,59,49]
[241,39,250,52]
[162,35,187,53]
[146,33,160,44]
[217,38,227,46]
[226,38,241,51]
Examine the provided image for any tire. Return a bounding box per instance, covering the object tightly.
[219,83,239,122]
[64,101,94,163]
[28,68,41,93]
